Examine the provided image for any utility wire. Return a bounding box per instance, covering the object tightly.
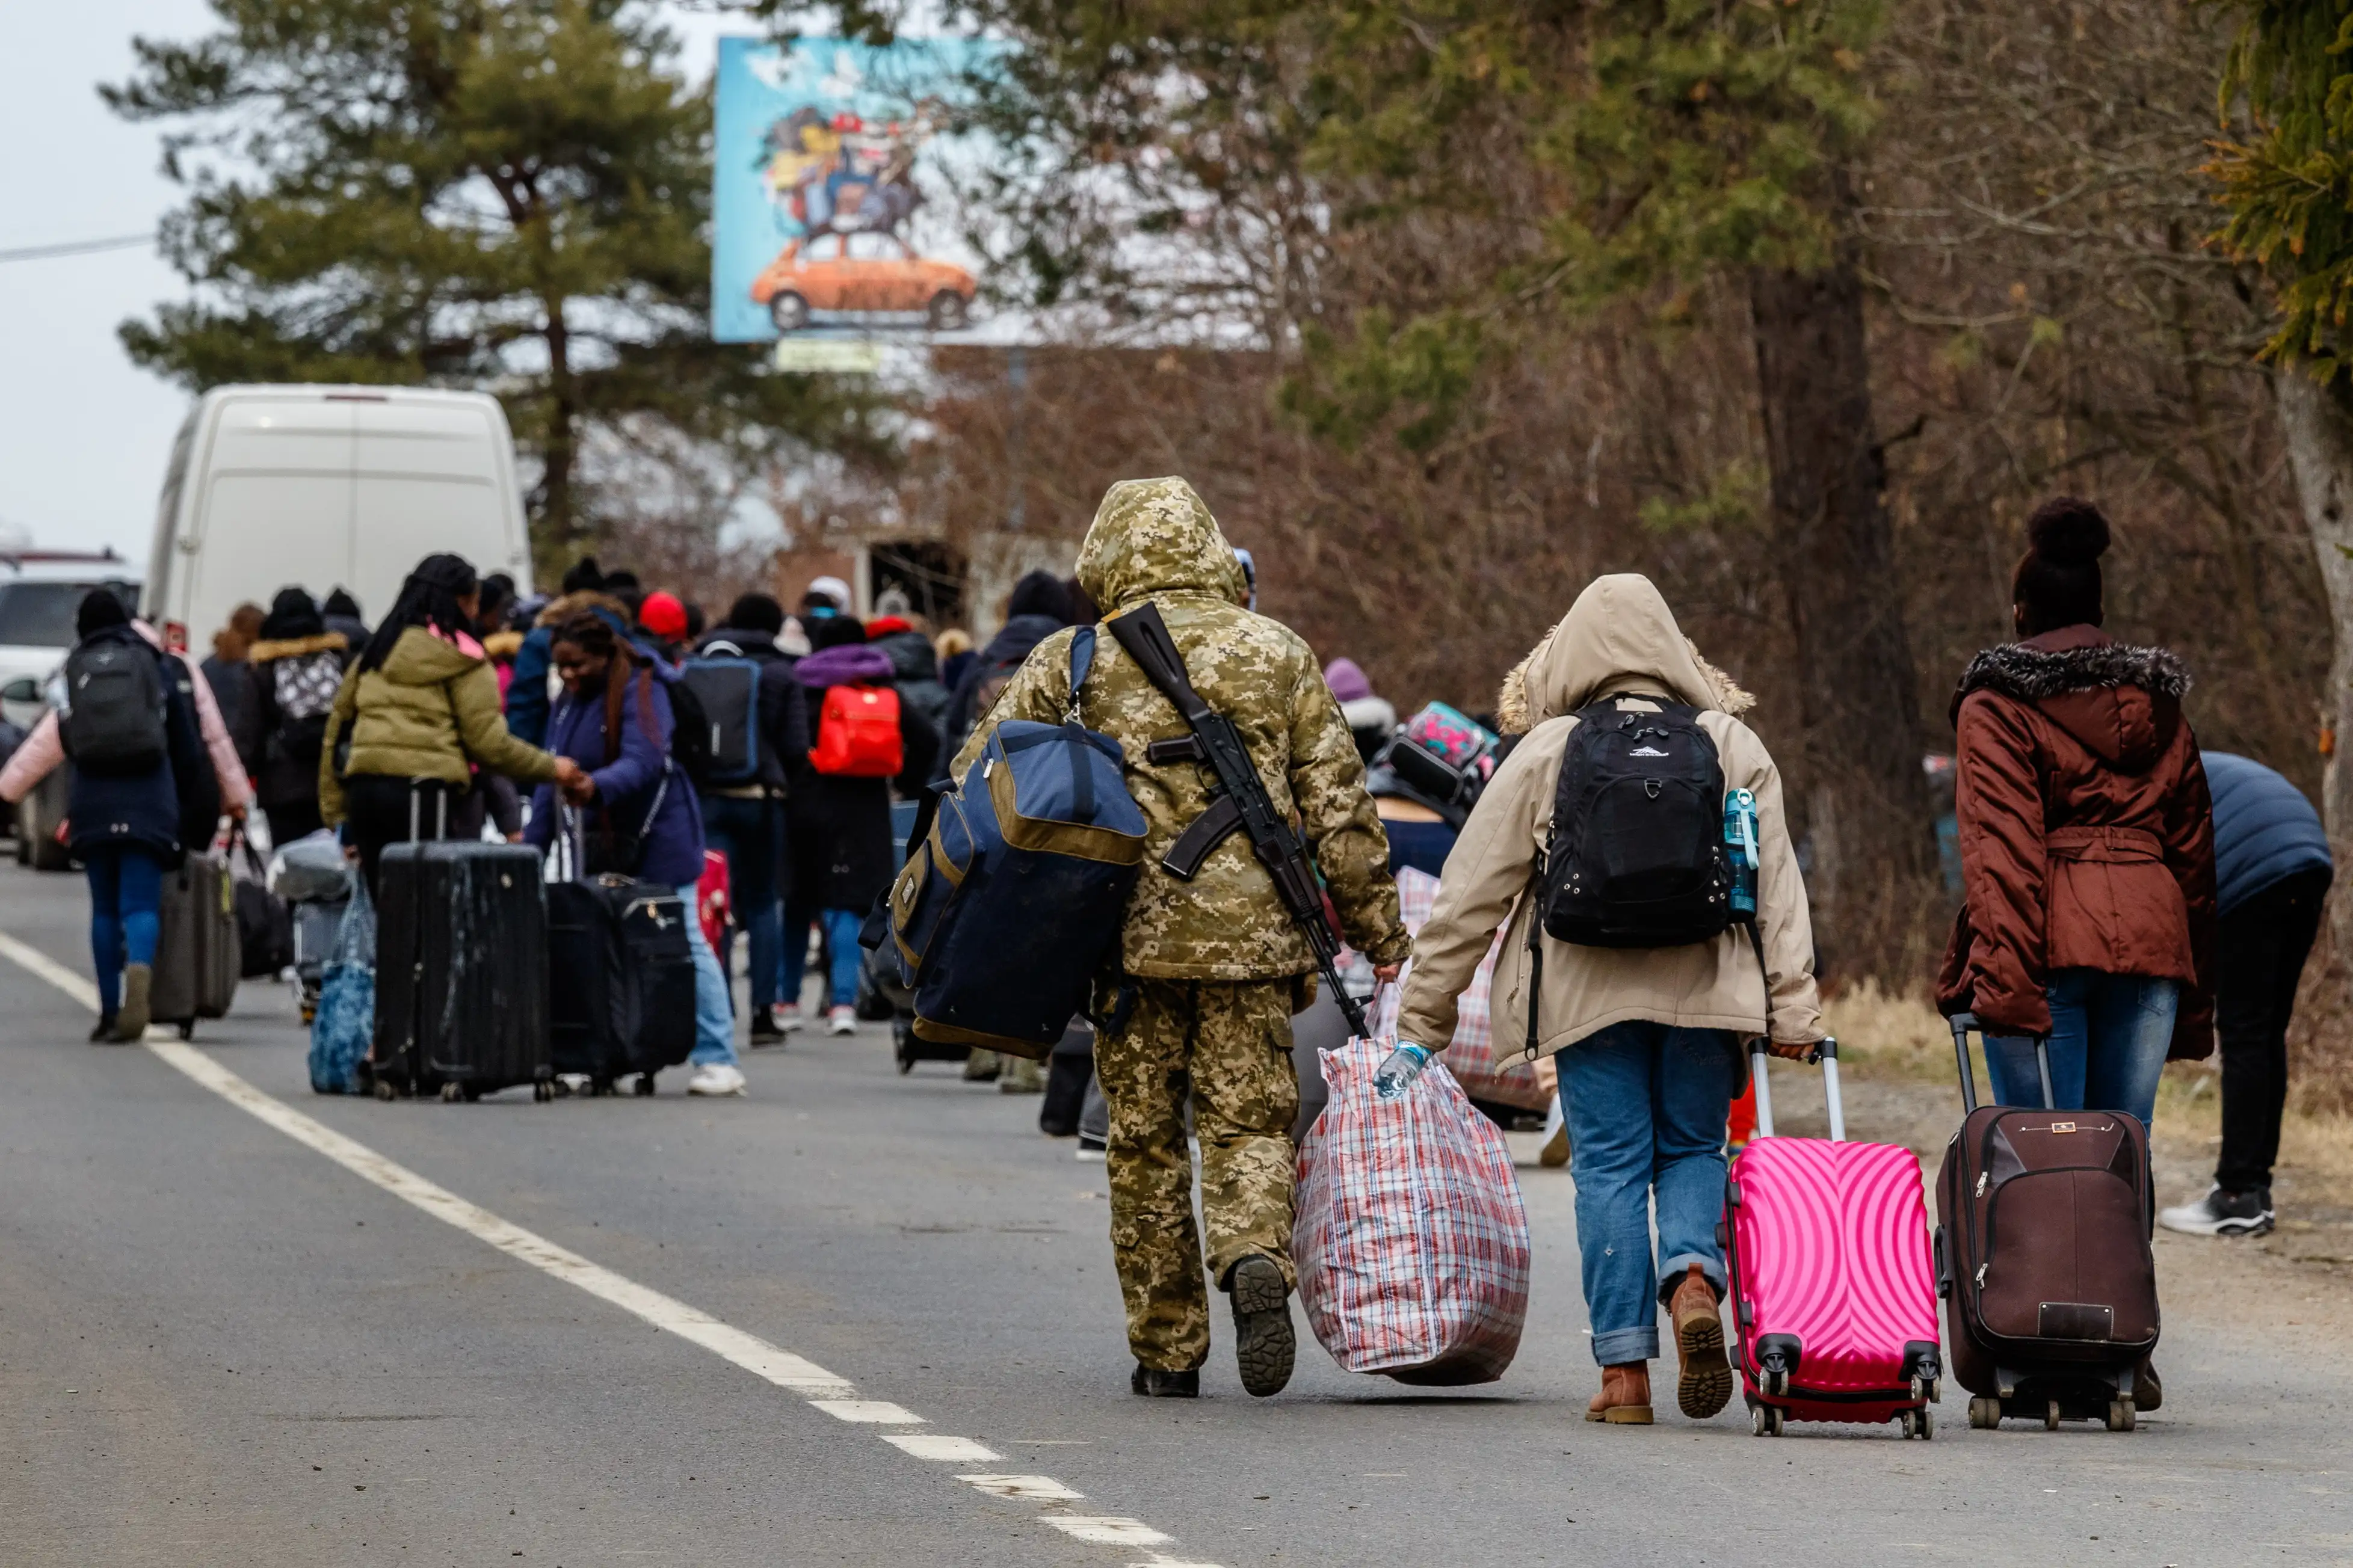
[0,233,153,264]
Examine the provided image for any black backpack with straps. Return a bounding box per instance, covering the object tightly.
[1535,695,1732,948]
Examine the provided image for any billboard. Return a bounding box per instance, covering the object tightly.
[712,37,995,349]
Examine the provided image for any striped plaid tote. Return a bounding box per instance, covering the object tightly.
[1294,1038,1531,1384]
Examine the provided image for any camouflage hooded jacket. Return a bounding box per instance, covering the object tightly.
[952,477,1410,982]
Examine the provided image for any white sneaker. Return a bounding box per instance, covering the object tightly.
[775,1004,809,1033]
[826,1006,858,1037]
[686,1063,748,1097]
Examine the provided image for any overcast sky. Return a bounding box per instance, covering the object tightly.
[0,2,744,570]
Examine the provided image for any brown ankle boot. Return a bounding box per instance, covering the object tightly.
[1670,1264,1733,1419]
[1585,1361,1653,1424]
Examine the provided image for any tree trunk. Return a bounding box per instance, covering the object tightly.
[538,300,579,558]
[2274,367,2353,952]
[1750,252,1938,977]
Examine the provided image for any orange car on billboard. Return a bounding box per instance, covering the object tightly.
[750,232,978,332]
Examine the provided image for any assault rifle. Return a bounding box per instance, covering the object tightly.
[1105,602,1373,1039]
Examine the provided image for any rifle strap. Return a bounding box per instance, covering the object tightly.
[1107,603,1251,876]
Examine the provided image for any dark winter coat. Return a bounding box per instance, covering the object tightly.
[525,659,706,890]
[505,592,633,748]
[788,642,940,912]
[200,653,256,769]
[872,629,952,749]
[62,625,217,862]
[241,631,350,816]
[691,626,810,794]
[1936,624,2218,1056]
[937,612,1064,779]
[2203,751,2333,917]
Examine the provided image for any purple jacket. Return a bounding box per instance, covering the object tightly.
[794,643,896,689]
[525,660,706,888]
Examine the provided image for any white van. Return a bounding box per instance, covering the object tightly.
[144,385,534,653]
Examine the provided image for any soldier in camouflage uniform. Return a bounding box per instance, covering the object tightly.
[953,476,1410,1398]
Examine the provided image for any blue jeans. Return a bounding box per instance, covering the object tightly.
[679,882,738,1068]
[1556,1021,1738,1367]
[701,795,783,1013]
[780,903,864,1010]
[1987,969,2177,1128]
[86,846,167,1017]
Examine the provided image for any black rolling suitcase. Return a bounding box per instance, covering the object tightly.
[1937,1013,2158,1433]
[372,841,553,1101]
[547,873,697,1095]
[152,851,240,1038]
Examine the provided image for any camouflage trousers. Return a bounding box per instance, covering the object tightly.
[1096,978,1301,1371]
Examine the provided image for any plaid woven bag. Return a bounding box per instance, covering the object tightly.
[1294,1037,1531,1384]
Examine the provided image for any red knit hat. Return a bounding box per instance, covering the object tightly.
[865,614,914,637]
[638,591,688,641]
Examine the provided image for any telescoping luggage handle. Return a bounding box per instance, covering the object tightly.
[1947,1011,2054,1113]
[1747,1036,1844,1142]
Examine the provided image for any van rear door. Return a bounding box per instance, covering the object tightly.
[188,397,356,624]
[351,399,520,601]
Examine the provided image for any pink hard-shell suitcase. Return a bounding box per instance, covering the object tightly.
[1723,1039,1944,1437]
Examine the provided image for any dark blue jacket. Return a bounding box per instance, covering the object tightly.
[526,660,706,888]
[2202,751,2333,917]
[64,626,216,861]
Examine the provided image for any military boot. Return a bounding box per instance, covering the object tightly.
[1226,1254,1295,1398]
[1130,1364,1200,1398]
[1670,1263,1733,1419]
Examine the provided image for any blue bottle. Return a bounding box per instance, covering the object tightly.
[1724,787,1759,921]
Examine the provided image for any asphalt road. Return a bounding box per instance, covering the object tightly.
[1,855,2347,1566]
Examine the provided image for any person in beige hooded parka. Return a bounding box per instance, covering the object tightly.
[1395,574,1824,1426]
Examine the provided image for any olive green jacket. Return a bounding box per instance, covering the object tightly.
[318,627,560,827]
[954,476,1410,982]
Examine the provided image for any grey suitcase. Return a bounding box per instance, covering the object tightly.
[152,852,239,1036]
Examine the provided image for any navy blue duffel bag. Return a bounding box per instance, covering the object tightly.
[878,626,1147,1059]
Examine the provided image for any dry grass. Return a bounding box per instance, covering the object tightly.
[1823,980,2353,1206]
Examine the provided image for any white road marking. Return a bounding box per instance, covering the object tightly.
[1047,1518,1174,1547]
[0,929,1223,1565]
[884,1434,1001,1462]
[958,1474,1086,1501]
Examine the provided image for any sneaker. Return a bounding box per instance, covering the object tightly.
[1538,1096,1570,1168]
[774,1004,808,1034]
[686,1063,748,1097]
[963,1048,1002,1083]
[825,1006,857,1037]
[1130,1364,1199,1398]
[112,963,153,1042]
[748,1009,786,1046]
[2159,1184,2274,1237]
[1076,1134,1107,1162]
[1226,1254,1296,1398]
[1670,1262,1733,1419]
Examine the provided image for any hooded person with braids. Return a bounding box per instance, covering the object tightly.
[319,553,585,892]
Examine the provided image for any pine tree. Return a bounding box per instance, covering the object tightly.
[107,0,878,556]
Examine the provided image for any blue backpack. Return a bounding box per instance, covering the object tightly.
[876,627,1147,1057]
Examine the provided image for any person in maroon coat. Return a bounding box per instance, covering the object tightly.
[1937,497,2217,1135]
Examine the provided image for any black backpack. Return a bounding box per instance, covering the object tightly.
[678,652,762,786]
[62,636,169,776]
[1535,696,1732,948]
[665,671,717,790]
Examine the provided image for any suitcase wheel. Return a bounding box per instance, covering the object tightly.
[1968,1396,2001,1430]
[635,1073,656,1097]
[2105,1397,2135,1433]
[1749,1404,1784,1437]
[373,1078,399,1102]
[178,1019,195,1041]
[439,1081,465,1104]
[533,1080,555,1103]
[1898,1407,1934,1440]
[2044,1400,2061,1431]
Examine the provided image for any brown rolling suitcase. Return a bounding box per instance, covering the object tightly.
[151,851,240,1038]
[1935,1013,2157,1432]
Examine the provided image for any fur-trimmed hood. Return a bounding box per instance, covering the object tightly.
[247,630,347,664]
[1951,625,2190,772]
[1493,600,1754,735]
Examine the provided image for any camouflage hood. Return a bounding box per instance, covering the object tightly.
[1075,478,1250,613]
